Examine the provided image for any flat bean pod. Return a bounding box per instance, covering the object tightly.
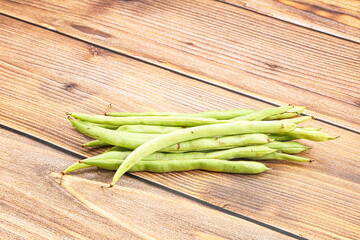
[263,106,305,120]
[83,132,273,152]
[231,106,292,121]
[70,119,159,149]
[278,128,335,141]
[110,121,296,186]
[281,116,312,124]
[70,113,230,126]
[62,162,91,174]
[108,109,256,119]
[263,141,310,154]
[117,125,182,134]
[81,159,270,174]
[86,145,276,162]
[249,152,310,162]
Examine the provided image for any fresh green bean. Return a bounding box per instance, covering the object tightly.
[267,134,297,141]
[86,145,276,162]
[82,122,120,130]
[110,121,297,186]
[103,134,271,152]
[231,106,292,121]
[69,113,230,126]
[83,140,111,148]
[70,118,161,149]
[108,109,256,119]
[81,159,270,174]
[263,141,310,154]
[107,111,182,117]
[62,162,91,174]
[281,116,312,124]
[83,132,273,151]
[249,152,311,162]
[263,106,305,120]
[278,128,335,142]
[300,127,321,131]
[117,125,182,134]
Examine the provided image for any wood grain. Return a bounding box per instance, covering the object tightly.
[221,0,360,43]
[1,128,290,240]
[0,0,359,132]
[1,15,359,239]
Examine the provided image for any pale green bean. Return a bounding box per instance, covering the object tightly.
[231,106,292,121]
[81,159,270,174]
[249,152,311,162]
[110,121,297,186]
[263,141,310,154]
[70,113,230,126]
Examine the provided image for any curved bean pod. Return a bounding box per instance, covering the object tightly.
[263,141,310,154]
[83,133,273,151]
[263,106,305,120]
[117,125,182,134]
[108,109,256,120]
[81,159,270,174]
[249,152,310,162]
[231,106,292,121]
[70,113,230,126]
[110,121,296,186]
[86,145,276,162]
[62,162,91,174]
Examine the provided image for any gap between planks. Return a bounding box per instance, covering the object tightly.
[0,12,359,136]
[0,124,307,240]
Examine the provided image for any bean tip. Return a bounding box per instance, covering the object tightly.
[101,184,114,189]
[79,160,84,163]
[104,103,112,115]
[311,115,317,120]
[65,112,72,115]
[309,159,314,163]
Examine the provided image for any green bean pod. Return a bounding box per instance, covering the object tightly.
[83,132,273,151]
[281,116,312,124]
[249,152,311,162]
[62,162,91,174]
[278,128,335,142]
[108,109,256,120]
[231,106,292,121]
[267,134,297,141]
[81,159,270,174]
[263,141,310,154]
[263,106,305,120]
[70,113,230,126]
[117,125,182,133]
[86,145,276,162]
[110,121,296,186]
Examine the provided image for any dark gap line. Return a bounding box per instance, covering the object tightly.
[0,123,308,240]
[1,12,358,135]
[214,0,360,45]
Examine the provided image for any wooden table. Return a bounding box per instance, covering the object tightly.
[1,1,359,239]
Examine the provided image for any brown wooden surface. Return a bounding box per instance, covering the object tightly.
[1,127,291,240]
[1,0,360,133]
[221,0,360,43]
[1,13,360,240]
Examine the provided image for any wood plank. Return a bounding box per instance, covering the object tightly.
[1,15,359,239]
[0,128,290,240]
[221,0,360,43]
[1,0,360,132]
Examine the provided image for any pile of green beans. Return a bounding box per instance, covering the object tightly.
[63,105,337,187]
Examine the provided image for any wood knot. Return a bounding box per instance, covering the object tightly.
[265,63,279,69]
[63,83,77,91]
[89,46,100,57]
